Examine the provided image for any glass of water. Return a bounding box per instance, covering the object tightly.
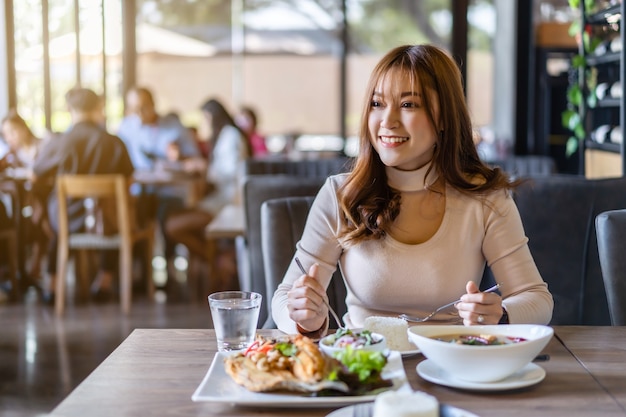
[208,291,262,352]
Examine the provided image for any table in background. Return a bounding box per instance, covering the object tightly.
[192,203,245,298]
[49,327,626,417]
[133,170,206,207]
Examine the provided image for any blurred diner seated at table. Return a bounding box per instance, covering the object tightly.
[117,87,204,285]
[32,87,134,304]
[235,105,268,158]
[1,109,52,282]
[0,109,42,172]
[0,195,14,301]
[164,98,251,284]
[271,44,554,337]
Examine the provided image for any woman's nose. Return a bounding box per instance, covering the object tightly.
[380,108,399,129]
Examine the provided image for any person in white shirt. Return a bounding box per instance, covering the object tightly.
[164,98,250,262]
[271,44,554,337]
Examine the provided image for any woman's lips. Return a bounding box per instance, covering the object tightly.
[379,135,409,145]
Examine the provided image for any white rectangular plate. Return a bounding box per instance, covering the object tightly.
[191,350,411,408]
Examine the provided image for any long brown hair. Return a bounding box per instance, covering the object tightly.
[201,98,252,158]
[1,109,37,148]
[338,44,513,244]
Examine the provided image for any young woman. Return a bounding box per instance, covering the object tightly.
[164,99,251,260]
[271,44,553,337]
[1,110,50,282]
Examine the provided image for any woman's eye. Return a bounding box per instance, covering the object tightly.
[401,101,418,108]
[370,100,382,108]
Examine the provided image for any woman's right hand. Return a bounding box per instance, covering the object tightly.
[286,263,328,333]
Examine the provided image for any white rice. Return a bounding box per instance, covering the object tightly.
[363,316,416,351]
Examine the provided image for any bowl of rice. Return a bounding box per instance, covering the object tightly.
[363,316,418,352]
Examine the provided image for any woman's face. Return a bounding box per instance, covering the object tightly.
[368,69,439,171]
[1,121,26,150]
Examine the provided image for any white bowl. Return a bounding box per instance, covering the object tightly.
[319,330,387,357]
[407,324,553,383]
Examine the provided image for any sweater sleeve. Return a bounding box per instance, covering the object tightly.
[482,190,554,324]
[271,176,344,335]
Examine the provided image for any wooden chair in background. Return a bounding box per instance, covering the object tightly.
[0,223,19,301]
[55,174,156,315]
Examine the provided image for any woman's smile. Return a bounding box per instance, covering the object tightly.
[379,135,409,145]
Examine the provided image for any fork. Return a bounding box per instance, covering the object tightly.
[294,257,345,330]
[399,283,502,323]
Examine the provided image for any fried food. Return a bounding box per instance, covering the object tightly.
[224,334,347,393]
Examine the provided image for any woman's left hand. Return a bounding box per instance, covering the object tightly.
[456,281,503,325]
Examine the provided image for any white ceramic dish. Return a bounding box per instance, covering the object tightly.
[417,359,546,391]
[408,324,553,383]
[326,402,479,417]
[319,331,387,357]
[191,350,411,408]
[399,348,420,357]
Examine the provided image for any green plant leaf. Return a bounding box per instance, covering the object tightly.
[561,110,580,130]
[574,123,586,140]
[567,85,582,107]
[566,137,580,157]
[587,93,597,108]
[572,54,585,68]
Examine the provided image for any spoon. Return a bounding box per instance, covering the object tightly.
[399,283,502,323]
[294,257,345,330]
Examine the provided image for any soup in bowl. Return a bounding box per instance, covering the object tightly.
[408,324,553,383]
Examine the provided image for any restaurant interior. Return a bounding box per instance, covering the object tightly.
[1,0,625,416]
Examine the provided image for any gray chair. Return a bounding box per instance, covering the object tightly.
[260,196,347,329]
[238,159,353,326]
[481,174,626,325]
[595,209,626,325]
[487,155,557,178]
[243,157,354,177]
[239,175,327,325]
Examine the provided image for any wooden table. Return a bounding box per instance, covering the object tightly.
[192,203,245,298]
[133,170,205,207]
[555,326,626,411]
[49,327,626,417]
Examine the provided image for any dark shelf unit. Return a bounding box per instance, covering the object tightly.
[578,1,625,176]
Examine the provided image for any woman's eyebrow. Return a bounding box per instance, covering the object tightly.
[400,91,421,98]
[371,91,421,98]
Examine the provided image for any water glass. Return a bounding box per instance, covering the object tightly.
[208,291,262,352]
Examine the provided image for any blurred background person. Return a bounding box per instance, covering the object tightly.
[235,105,268,158]
[0,110,51,284]
[33,87,134,304]
[164,98,251,289]
[0,110,41,171]
[118,87,201,170]
[117,86,204,291]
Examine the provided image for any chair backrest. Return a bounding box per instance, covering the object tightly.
[243,157,354,178]
[495,174,626,325]
[241,175,328,325]
[488,155,557,178]
[56,174,132,242]
[595,209,626,325]
[260,196,347,328]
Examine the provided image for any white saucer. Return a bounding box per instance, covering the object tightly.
[417,360,546,391]
[399,348,421,358]
[326,402,478,417]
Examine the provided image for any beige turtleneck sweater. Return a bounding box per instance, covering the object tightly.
[271,164,554,334]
